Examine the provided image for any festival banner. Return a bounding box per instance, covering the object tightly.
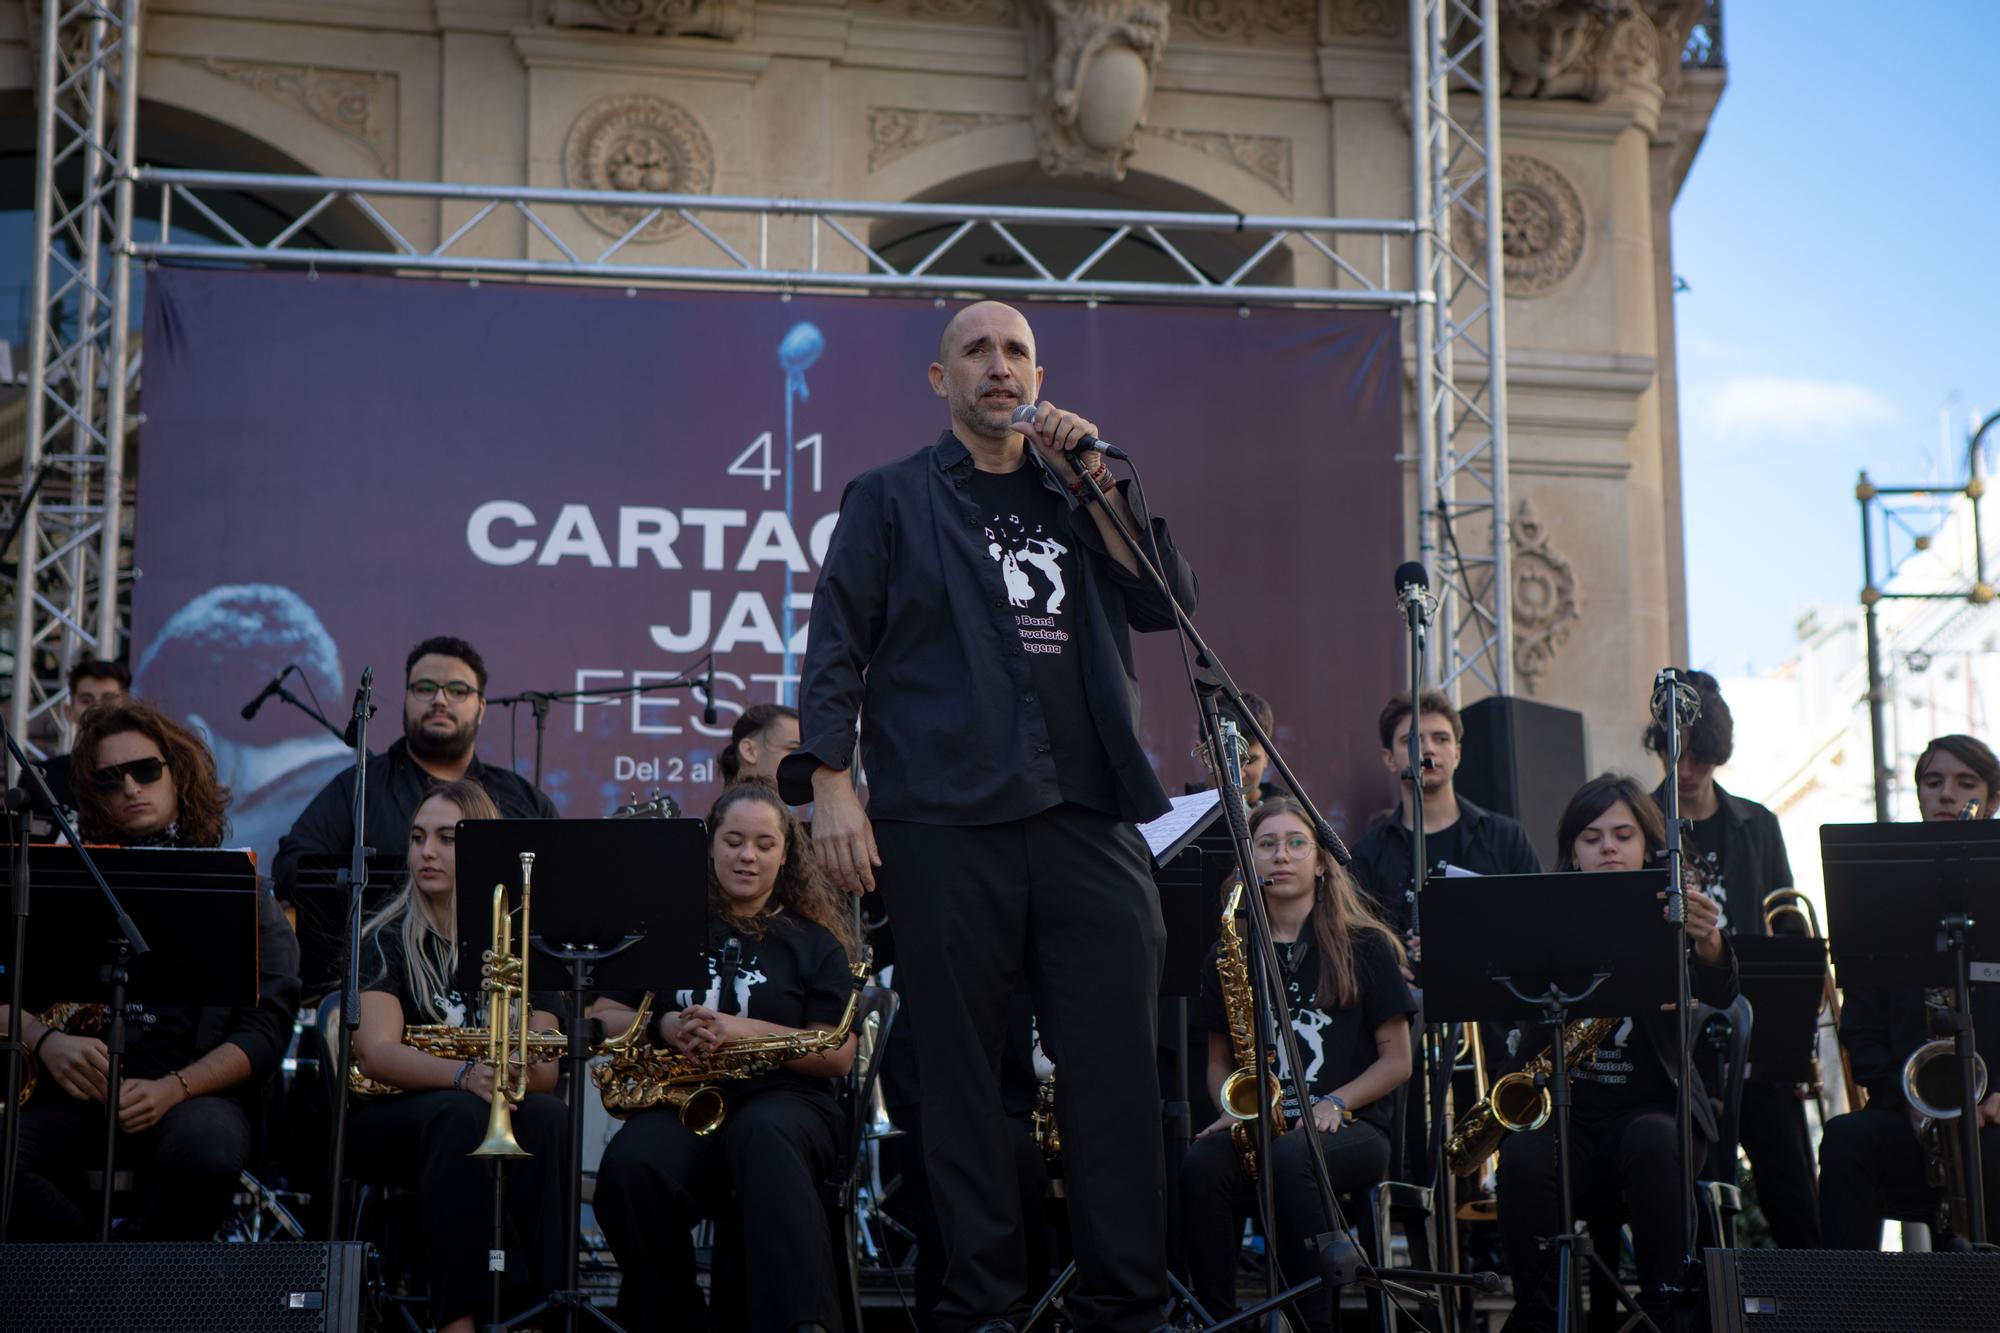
[133,268,1405,869]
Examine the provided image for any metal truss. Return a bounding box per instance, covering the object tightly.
[131,167,1423,306]
[9,0,141,755]
[1410,0,1513,698]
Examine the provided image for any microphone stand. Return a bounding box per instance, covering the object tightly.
[1059,452,1491,1329]
[324,667,376,1242]
[486,655,713,789]
[1651,670,1701,1322]
[0,714,151,1242]
[258,683,346,745]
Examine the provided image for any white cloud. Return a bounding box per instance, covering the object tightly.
[1697,376,1898,440]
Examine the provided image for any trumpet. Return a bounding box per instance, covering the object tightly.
[472,851,548,1159]
[1762,888,1860,1114]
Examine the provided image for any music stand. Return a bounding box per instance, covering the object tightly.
[1821,820,2000,1247]
[1424,870,1677,1333]
[290,852,406,1001]
[1731,936,1827,1088]
[455,818,709,1333]
[8,845,258,1239]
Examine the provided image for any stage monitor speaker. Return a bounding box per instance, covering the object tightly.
[1453,695,1588,871]
[1704,1246,2000,1332]
[0,1240,364,1332]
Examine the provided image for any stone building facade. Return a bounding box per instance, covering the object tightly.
[0,0,1724,776]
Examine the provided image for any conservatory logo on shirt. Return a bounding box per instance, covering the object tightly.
[983,511,1071,655]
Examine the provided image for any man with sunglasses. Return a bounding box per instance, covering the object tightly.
[273,636,556,1001]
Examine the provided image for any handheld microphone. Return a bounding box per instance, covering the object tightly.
[1393,561,1433,627]
[240,664,298,721]
[1009,404,1130,461]
[701,657,718,727]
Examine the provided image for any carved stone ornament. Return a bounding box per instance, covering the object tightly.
[563,94,716,242]
[851,0,1019,20]
[546,0,746,38]
[1330,0,1404,37]
[1173,0,1311,44]
[187,58,399,173]
[1140,125,1293,200]
[1458,154,1587,298]
[1020,0,1172,181]
[1511,497,1582,696]
[1495,0,1685,104]
[867,107,1028,172]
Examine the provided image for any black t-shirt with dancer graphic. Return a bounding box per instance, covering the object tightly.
[965,463,1121,817]
[672,911,856,1105]
[1566,1013,1678,1117]
[1196,920,1417,1132]
[361,925,473,1028]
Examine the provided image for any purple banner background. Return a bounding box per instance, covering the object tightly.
[133,268,1404,869]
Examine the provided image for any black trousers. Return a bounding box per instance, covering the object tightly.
[1736,1079,1820,1246]
[594,1083,841,1332]
[1179,1121,1392,1333]
[4,1090,250,1240]
[1818,1104,2000,1247]
[348,1088,567,1328]
[1497,1107,1696,1328]
[875,805,1168,1333]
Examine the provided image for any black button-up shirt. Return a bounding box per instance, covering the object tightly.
[779,431,1197,825]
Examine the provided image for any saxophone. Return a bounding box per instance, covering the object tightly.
[6,1003,107,1107]
[1445,1015,1619,1176]
[593,960,868,1133]
[1905,987,1990,1241]
[1217,880,1287,1178]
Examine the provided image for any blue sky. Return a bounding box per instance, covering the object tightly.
[1673,1,2000,675]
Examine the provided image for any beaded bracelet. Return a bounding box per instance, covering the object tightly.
[453,1058,477,1091]
[170,1069,194,1101]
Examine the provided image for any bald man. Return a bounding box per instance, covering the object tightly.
[782,301,1197,1333]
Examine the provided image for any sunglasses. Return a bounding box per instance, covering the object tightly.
[92,757,167,793]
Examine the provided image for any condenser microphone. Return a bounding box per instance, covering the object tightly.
[1009,404,1130,461]
[239,664,298,720]
[701,657,718,727]
[1394,562,1432,627]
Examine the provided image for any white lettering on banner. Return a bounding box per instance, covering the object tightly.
[810,512,839,565]
[538,504,614,567]
[647,591,813,656]
[618,508,682,569]
[467,500,536,565]
[713,592,783,655]
[614,755,659,782]
[579,669,759,739]
[737,510,811,572]
[681,509,748,571]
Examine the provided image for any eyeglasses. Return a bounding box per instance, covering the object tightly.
[91,756,167,793]
[1253,834,1314,857]
[408,679,480,702]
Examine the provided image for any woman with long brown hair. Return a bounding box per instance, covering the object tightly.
[2,701,299,1241]
[1178,797,1416,1333]
[591,778,858,1333]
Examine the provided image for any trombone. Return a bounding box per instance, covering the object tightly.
[1761,888,1860,1116]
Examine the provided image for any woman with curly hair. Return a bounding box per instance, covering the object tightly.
[591,778,859,1333]
[2,701,299,1240]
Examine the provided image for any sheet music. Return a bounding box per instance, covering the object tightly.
[1139,789,1221,861]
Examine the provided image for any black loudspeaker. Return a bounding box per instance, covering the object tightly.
[1453,695,1588,870]
[1704,1246,2000,1332]
[0,1240,364,1332]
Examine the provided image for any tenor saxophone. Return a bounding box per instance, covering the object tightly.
[593,960,868,1133]
[5,1003,106,1107]
[1444,1015,1619,1176]
[1217,881,1287,1178]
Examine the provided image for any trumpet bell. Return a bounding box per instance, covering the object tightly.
[471,1087,529,1158]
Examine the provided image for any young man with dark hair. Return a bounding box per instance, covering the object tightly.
[34,658,132,813]
[1644,668,1819,1248]
[273,635,557,1000]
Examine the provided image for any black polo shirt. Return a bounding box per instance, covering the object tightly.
[1348,795,1542,936]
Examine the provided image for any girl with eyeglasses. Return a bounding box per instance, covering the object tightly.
[346,779,567,1333]
[1178,797,1414,1333]
[0,701,300,1241]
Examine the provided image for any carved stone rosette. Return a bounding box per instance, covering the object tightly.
[1019,0,1171,180]
[563,94,717,242]
[1511,497,1582,695]
[546,0,746,38]
[1458,154,1587,298]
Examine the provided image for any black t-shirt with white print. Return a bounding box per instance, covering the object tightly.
[1684,811,1732,932]
[362,923,473,1028]
[1197,919,1417,1132]
[964,463,1120,816]
[671,911,855,1104]
[1567,1012,1678,1117]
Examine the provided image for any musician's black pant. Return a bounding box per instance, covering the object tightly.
[3,1090,250,1240]
[1818,1104,2000,1246]
[875,805,1168,1333]
[1179,1120,1392,1333]
[348,1089,567,1328]
[594,1082,841,1332]
[1737,1079,1820,1246]
[1497,1106,1699,1328]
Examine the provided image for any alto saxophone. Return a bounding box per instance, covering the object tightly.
[1217,880,1287,1178]
[6,1002,107,1107]
[1445,1015,1619,1176]
[593,960,869,1133]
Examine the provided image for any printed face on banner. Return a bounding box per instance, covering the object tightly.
[131,272,1403,869]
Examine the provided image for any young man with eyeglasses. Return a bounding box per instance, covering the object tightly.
[273,635,557,1001]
